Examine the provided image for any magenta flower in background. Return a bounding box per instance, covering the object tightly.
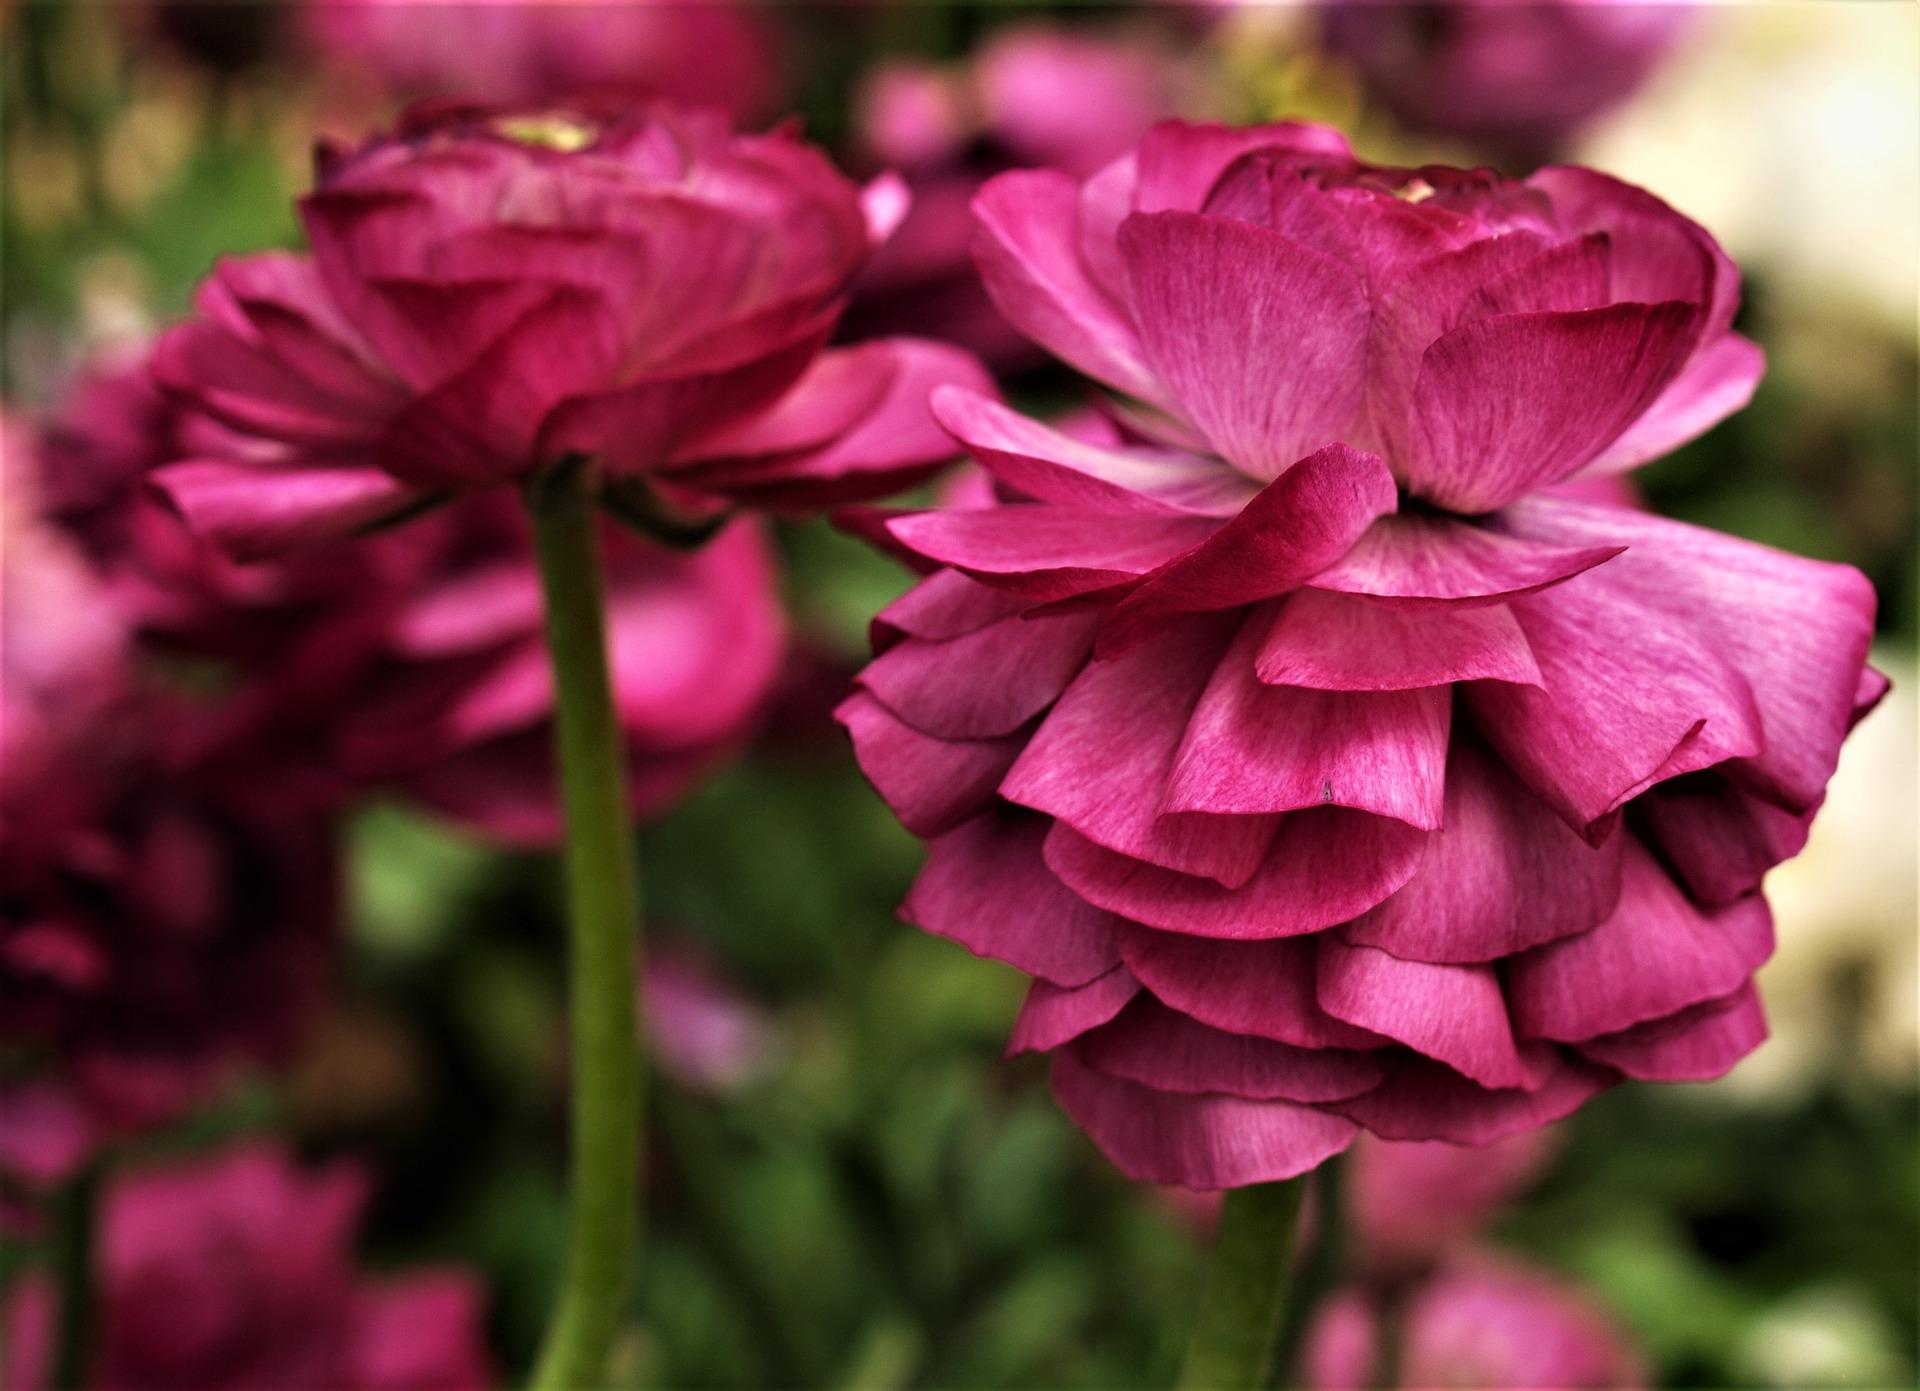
[643,948,774,1094]
[1318,1,1694,164]
[1,1144,492,1391]
[838,119,1884,1188]
[341,500,786,845]
[1305,1258,1645,1390]
[1,424,340,1193]
[1346,1129,1557,1277]
[842,22,1177,368]
[151,102,989,560]
[308,0,783,122]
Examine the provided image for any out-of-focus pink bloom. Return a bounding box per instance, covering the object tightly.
[309,0,783,121]
[1347,1130,1557,1275]
[843,24,1177,367]
[837,119,1883,1189]
[151,103,989,560]
[1305,1258,1644,1390]
[342,500,786,845]
[644,949,774,1093]
[1,1143,492,1391]
[1318,1,1693,163]
[1,424,339,1189]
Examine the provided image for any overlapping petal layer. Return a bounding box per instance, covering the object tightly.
[839,119,1882,1187]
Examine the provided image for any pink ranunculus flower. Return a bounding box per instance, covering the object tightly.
[340,499,786,845]
[643,948,774,1094]
[1304,1257,1645,1390]
[842,23,1177,368]
[149,102,990,560]
[1,1143,493,1391]
[308,0,784,123]
[1317,0,1694,164]
[836,119,1885,1189]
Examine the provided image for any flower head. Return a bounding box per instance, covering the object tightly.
[152,102,988,559]
[1,1144,492,1391]
[837,120,1883,1188]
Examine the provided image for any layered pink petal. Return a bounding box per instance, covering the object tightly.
[1342,742,1622,963]
[835,692,1018,838]
[1119,212,1369,479]
[1575,982,1766,1082]
[1332,1052,1616,1146]
[901,810,1120,987]
[1043,808,1426,941]
[871,569,1031,650]
[1008,967,1141,1053]
[857,609,1099,739]
[1306,513,1622,610]
[1051,1050,1359,1189]
[884,506,1216,602]
[1507,840,1774,1042]
[152,463,429,561]
[1317,939,1536,1090]
[1168,617,1450,828]
[1583,333,1764,474]
[1097,444,1397,651]
[1257,590,1541,691]
[1076,997,1392,1101]
[1116,927,1388,1051]
[1403,302,1700,512]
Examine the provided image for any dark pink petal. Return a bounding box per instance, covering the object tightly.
[1634,775,1814,905]
[1168,617,1450,828]
[1575,983,1766,1082]
[1133,120,1354,215]
[1460,233,1612,320]
[835,692,1019,838]
[1307,513,1623,610]
[857,609,1099,739]
[1043,808,1426,940]
[152,462,429,561]
[1051,1050,1359,1189]
[1583,333,1764,474]
[1118,212,1369,480]
[1002,617,1284,886]
[668,338,993,505]
[901,810,1120,987]
[153,321,381,447]
[1097,444,1398,652]
[1342,742,1622,963]
[1502,496,1878,814]
[1403,302,1700,513]
[1257,590,1541,691]
[1008,967,1141,1053]
[972,169,1165,402]
[931,386,1251,516]
[672,337,893,458]
[1076,996,1392,1101]
[884,506,1218,602]
[871,569,1032,651]
[1117,926,1387,1051]
[1507,840,1774,1042]
[1332,1052,1617,1145]
[1469,560,1766,837]
[1316,939,1536,1090]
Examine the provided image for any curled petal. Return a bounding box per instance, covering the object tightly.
[835,692,1018,838]
[153,462,430,561]
[1076,996,1392,1101]
[1574,983,1767,1081]
[1008,967,1141,1054]
[1257,590,1541,692]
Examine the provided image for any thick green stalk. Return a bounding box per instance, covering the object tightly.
[49,1164,101,1391]
[526,461,644,1391]
[1176,1178,1307,1391]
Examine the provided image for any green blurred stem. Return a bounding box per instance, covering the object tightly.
[526,459,644,1391]
[1269,1155,1346,1388]
[1176,1177,1307,1391]
[49,1163,101,1391]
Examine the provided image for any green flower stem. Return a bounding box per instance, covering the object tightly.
[1176,1177,1308,1391]
[1269,1155,1346,1388]
[526,460,644,1391]
[49,1163,101,1391]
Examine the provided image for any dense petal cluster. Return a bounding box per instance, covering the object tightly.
[1,431,337,1189]
[1317,0,1693,161]
[1,1145,492,1391]
[151,102,988,560]
[838,120,1883,1187]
